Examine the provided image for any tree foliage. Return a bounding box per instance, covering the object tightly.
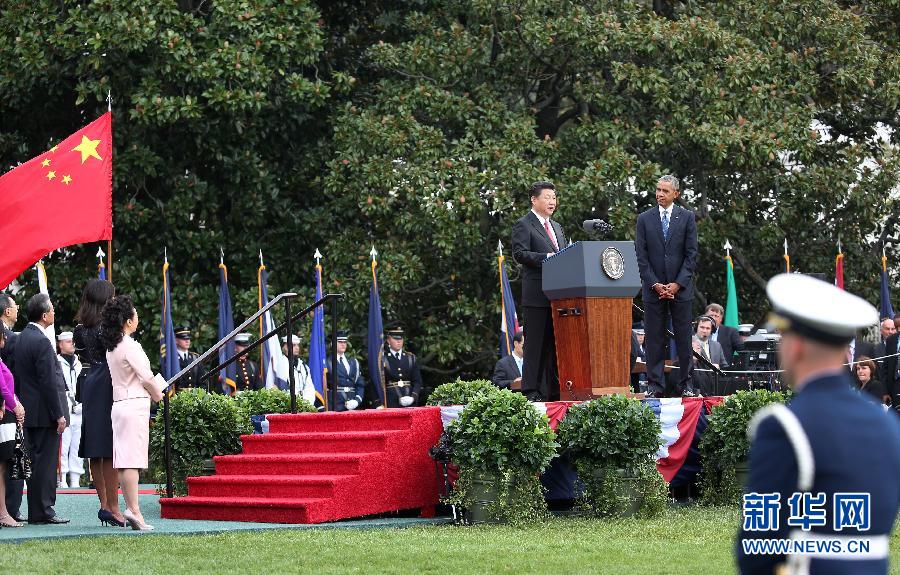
[1,0,897,387]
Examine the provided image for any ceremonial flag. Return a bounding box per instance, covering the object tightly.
[0,113,113,289]
[258,254,288,389]
[159,255,180,383]
[217,259,237,395]
[308,251,327,406]
[35,261,56,344]
[723,241,739,328]
[783,238,790,273]
[835,242,844,291]
[367,247,386,407]
[881,251,895,320]
[497,242,520,358]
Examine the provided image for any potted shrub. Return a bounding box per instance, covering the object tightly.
[426,378,499,406]
[150,389,252,495]
[445,389,558,524]
[557,394,667,517]
[699,388,792,505]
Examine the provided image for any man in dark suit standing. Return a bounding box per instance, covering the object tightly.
[703,303,744,365]
[14,294,69,524]
[634,175,699,397]
[512,182,567,401]
[492,331,524,390]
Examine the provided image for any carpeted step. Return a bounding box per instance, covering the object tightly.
[240,431,396,455]
[159,496,325,524]
[267,409,413,434]
[187,475,348,499]
[213,453,376,476]
[160,406,444,524]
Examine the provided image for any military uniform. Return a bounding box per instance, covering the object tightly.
[173,326,203,391]
[230,333,261,393]
[327,330,366,411]
[382,328,422,408]
[736,274,900,575]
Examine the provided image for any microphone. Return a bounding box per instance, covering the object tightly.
[582,219,613,235]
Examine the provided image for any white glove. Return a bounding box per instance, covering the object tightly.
[399,395,414,407]
[345,399,359,411]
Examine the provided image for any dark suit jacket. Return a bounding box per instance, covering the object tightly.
[0,323,17,374]
[491,354,522,389]
[511,211,567,308]
[14,323,65,428]
[714,325,743,364]
[634,204,698,303]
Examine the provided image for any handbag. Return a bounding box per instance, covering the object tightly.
[9,425,32,481]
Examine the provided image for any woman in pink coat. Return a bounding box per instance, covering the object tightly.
[101,295,164,531]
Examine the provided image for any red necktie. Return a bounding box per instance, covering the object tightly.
[544,220,558,251]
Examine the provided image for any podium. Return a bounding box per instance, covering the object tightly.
[542,241,641,400]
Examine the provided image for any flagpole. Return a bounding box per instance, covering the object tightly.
[497,240,512,357]
[783,238,790,273]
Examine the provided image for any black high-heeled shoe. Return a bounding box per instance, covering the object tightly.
[98,509,126,527]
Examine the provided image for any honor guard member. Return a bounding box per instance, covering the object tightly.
[326,330,366,411]
[173,326,203,391]
[276,334,316,406]
[232,333,261,393]
[736,274,900,575]
[56,331,84,488]
[383,327,422,408]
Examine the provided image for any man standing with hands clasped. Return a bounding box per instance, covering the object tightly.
[635,175,699,398]
[13,294,69,524]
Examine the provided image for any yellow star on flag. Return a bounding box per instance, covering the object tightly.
[50,145,58,153]
[62,174,72,185]
[72,136,103,164]
[46,171,56,180]
[41,159,51,167]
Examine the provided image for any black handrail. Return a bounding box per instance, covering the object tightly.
[162,291,344,499]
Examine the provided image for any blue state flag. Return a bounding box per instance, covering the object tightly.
[367,252,386,406]
[258,258,288,389]
[497,249,519,358]
[881,254,894,320]
[308,261,327,406]
[98,260,106,280]
[159,258,180,386]
[218,261,238,395]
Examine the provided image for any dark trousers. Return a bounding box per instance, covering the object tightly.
[522,306,559,401]
[20,426,60,521]
[644,296,694,395]
[5,475,23,518]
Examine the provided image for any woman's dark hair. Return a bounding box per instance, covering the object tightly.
[75,279,116,328]
[855,356,878,382]
[101,295,135,352]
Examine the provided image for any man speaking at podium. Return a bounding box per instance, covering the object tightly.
[512,181,567,401]
[634,175,699,397]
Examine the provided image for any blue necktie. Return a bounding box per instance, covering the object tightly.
[661,211,670,241]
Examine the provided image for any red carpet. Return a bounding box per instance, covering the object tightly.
[159,407,443,524]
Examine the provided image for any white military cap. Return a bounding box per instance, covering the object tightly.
[57,331,74,341]
[281,334,302,345]
[234,333,252,345]
[738,324,754,335]
[766,274,878,345]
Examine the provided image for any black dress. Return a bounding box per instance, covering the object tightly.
[75,324,114,459]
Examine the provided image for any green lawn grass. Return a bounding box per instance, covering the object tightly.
[3,507,899,575]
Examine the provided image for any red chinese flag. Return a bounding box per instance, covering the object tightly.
[0,112,112,288]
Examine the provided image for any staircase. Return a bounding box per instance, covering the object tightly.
[159,407,443,524]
